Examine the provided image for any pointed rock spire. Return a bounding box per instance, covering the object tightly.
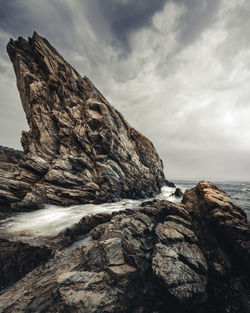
[1,32,166,209]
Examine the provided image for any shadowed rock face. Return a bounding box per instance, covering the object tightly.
[183,181,250,313]
[0,238,51,292]
[0,146,23,172]
[0,32,165,209]
[0,182,249,312]
[0,146,23,218]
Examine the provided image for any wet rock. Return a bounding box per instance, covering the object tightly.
[182,181,250,312]
[0,238,51,292]
[0,146,23,219]
[100,237,124,265]
[165,180,176,188]
[152,243,207,303]
[0,198,206,312]
[152,203,207,304]
[172,187,183,197]
[0,32,166,210]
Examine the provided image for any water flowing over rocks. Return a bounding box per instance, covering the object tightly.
[0,32,165,210]
[0,182,249,313]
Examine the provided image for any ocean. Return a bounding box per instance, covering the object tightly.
[174,180,250,219]
[0,181,249,244]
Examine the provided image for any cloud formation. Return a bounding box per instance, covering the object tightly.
[0,0,249,181]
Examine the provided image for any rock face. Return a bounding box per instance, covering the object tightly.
[0,146,23,218]
[183,181,250,313]
[0,32,165,209]
[0,238,51,292]
[0,182,249,312]
[172,187,183,197]
[0,145,23,171]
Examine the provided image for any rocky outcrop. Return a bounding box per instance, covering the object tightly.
[0,32,165,209]
[182,181,250,312]
[0,182,249,312]
[165,180,176,188]
[171,187,183,197]
[0,146,23,218]
[0,145,23,171]
[0,238,51,292]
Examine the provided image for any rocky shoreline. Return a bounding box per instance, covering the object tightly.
[0,182,249,312]
[0,33,249,312]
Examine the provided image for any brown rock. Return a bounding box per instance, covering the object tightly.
[182,181,250,312]
[0,238,51,292]
[0,32,165,209]
[0,146,23,219]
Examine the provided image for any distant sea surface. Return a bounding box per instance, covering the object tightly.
[174,180,250,219]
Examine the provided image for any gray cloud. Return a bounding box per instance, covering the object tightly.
[96,0,167,52]
[0,64,7,73]
[175,0,220,46]
[0,0,73,38]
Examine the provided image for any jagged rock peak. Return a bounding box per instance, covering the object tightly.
[3,32,166,208]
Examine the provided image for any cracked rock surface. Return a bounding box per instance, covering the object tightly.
[0,146,23,219]
[0,32,165,210]
[0,182,249,312]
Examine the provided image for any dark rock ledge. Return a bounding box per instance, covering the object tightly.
[0,146,23,218]
[0,238,51,293]
[0,182,249,313]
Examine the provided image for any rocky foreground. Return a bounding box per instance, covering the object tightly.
[0,32,166,211]
[0,182,249,313]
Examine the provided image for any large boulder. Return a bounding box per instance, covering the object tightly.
[0,32,165,209]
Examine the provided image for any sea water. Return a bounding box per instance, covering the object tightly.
[0,185,178,241]
[0,181,249,244]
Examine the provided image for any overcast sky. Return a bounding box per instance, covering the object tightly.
[0,0,249,181]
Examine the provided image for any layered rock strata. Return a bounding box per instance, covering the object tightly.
[0,182,249,312]
[0,146,23,218]
[0,145,23,171]
[0,32,165,209]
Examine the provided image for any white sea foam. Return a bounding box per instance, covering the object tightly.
[0,186,178,241]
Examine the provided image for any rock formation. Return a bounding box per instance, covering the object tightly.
[172,187,183,197]
[0,145,23,171]
[0,32,165,210]
[0,182,249,313]
[0,238,51,292]
[0,146,23,218]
